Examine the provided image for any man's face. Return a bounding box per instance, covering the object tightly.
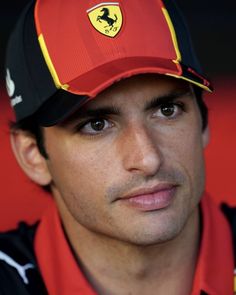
[44,74,208,246]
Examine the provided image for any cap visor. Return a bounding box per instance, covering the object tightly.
[67,56,212,96]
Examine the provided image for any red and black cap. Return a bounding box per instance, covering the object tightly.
[5,0,213,127]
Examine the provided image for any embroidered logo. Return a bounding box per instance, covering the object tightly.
[5,68,23,107]
[87,2,123,37]
[0,250,34,284]
[6,68,15,97]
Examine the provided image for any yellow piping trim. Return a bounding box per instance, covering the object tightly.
[38,34,69,90]
[162,7,212,93]
[162,8,181,63]
[166,73,212,92]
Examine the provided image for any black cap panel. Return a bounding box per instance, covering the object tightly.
[5,0,57,121]
[162,0,202,74]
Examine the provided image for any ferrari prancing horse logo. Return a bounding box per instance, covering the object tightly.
[87,3,123,37]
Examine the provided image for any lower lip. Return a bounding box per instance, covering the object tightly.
[121,187,176,212]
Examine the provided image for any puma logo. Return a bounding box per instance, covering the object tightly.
[6,68,15,97]
[5,68,23,106]
[0,250,35,284]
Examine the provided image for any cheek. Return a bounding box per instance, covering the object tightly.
[47,136,120,203]
[164,125,206,197]
[46,137,124,231]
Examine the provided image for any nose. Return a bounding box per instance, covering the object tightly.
[120,124,162,177]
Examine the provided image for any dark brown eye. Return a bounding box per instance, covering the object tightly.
[160,104,176,117]
[90,119,106,131]
[78,118,113,135]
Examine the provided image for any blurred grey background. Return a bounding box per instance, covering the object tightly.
[0,0,236,80]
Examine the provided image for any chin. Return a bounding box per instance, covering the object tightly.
[115,221,185,247]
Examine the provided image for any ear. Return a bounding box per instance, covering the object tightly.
[10,129,52,186]
[202,126,210,148]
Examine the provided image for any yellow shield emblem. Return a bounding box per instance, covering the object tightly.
[87,3,123,38]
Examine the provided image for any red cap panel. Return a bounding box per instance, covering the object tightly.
[35,0,179,95]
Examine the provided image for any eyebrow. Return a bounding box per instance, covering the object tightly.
[81,90,192,118]
[76,105,121,119]
[62,89,192,126]
[144,90,192,111]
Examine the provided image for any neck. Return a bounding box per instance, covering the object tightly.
[55,195,201,295]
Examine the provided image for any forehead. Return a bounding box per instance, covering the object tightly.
[81,74,192,109]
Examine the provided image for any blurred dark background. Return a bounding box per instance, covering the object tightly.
[1,0,236,79]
